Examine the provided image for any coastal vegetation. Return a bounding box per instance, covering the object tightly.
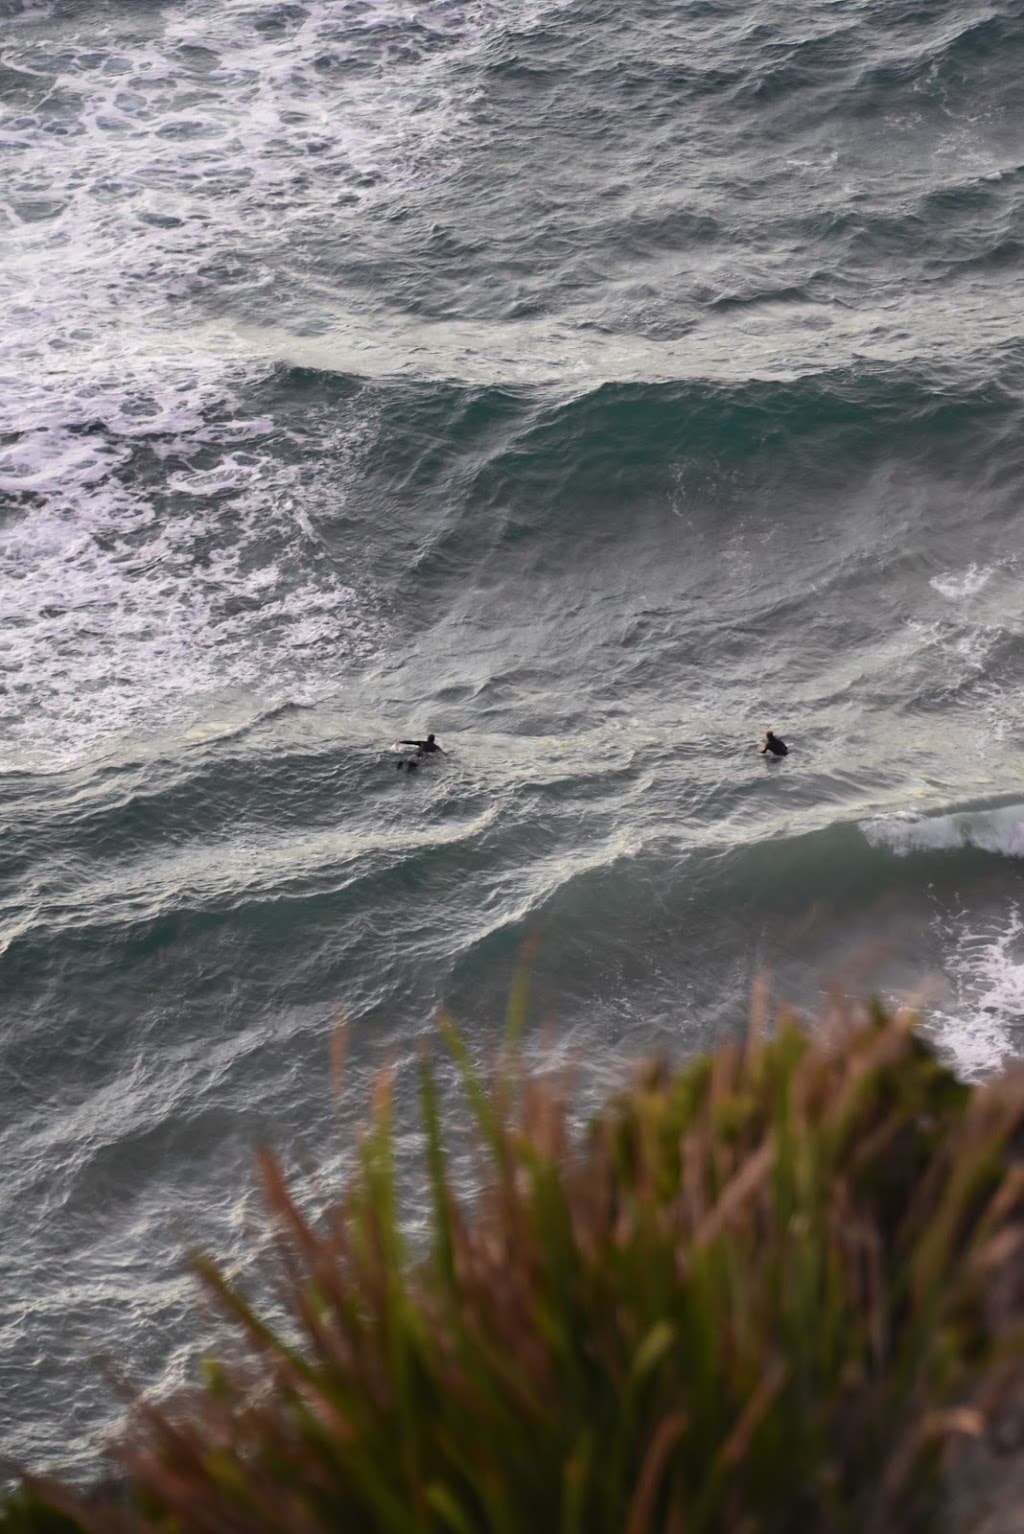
[4,999,1024,1533]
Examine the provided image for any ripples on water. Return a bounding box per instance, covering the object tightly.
[2,0,1024,1479]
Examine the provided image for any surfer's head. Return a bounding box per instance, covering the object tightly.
[427,733,436,743]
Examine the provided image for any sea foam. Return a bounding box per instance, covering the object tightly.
[930,906,1024,1080]
[862,803,1024,859]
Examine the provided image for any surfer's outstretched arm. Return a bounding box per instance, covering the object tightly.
[399,734,446,755]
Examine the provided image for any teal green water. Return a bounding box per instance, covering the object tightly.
[2,0,1024,1478]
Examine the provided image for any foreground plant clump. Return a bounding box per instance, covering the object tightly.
[8,1003,1024,1533]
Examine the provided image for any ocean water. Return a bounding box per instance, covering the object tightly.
[2,0,1024,1479]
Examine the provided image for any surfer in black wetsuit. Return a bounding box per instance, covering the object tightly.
[401,734,446,757]
[395,732,446,771]
[759,729,788,757]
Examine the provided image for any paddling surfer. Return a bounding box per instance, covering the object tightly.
[401,734,446,757]
[759,729,788,758]
[396,732,447,771]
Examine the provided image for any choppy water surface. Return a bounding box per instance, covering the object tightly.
[2,0,1024,1478]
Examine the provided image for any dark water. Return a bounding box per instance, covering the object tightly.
[2,0,1024,1478]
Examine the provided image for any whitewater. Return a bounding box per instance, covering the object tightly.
[2,0,1024,1480]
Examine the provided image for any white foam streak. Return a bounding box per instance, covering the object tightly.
[863,804,1024,859]
[930,563,994,600]
[931,907,1024,1080]
[0,0,575,767]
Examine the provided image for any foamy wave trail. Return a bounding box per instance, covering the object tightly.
[929,906,1024,1080]
[859,801,1024,1076]
[863,801,1024,860]
[930,564,994,602]
[0,366,383,768]
[0,0,571,770]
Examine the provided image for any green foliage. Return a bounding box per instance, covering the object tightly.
[8,1003,1024,1534]
[0,1490,91,1534]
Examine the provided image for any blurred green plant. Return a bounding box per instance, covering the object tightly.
[0,1490,89,1534]
[9,1000,1024,1533]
